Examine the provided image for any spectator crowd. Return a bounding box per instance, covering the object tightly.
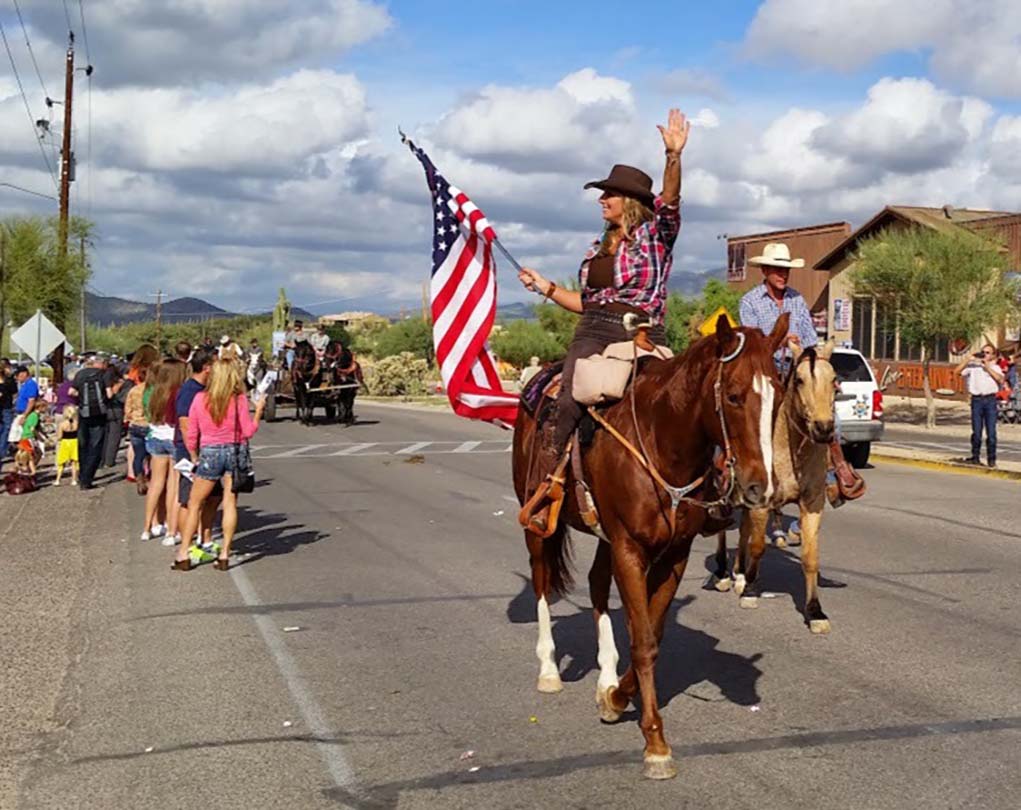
[2,335,265,570]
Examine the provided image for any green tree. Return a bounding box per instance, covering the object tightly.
[535,302,578,350]
[851,226,1012,427]
[490,319,564,366]
[1,215,92,354]
[662,292,699,353]
[375,316,433,363]
[701,278,742,320]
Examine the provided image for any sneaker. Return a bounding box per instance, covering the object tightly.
[53,480,61,487]
[151,524,166,538]
[189,544,216,564]
[140,531,151,541]
[988,461,997,469]
[201,541,222,557]
[160,533,179,548]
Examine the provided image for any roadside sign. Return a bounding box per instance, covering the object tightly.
[698,306,738,337]
[10,310,66,362]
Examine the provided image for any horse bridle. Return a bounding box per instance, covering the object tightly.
[588,331,747,537]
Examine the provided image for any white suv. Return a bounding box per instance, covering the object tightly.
[831,346,883,468]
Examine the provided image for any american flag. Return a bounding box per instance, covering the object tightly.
[404,136,519,425]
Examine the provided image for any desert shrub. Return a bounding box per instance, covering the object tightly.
[364,352,430,396]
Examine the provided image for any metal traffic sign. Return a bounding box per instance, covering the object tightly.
[10,310,67,363]
[698,306,738,337]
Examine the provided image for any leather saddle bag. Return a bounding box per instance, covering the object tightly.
[573,341,673,405]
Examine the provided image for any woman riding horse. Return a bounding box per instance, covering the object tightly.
[517,109,688,466]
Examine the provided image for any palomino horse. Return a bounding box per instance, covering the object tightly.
[713,341,838,634]
[512,314,788,780]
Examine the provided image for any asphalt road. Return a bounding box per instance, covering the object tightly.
[13,401,1021,809]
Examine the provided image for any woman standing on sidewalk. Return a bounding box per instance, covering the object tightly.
[174,358,265,571]
[141,360,188,541]
[124,366,150,494]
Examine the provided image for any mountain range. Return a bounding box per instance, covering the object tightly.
[85,293,314,327]
[88,268,725,327]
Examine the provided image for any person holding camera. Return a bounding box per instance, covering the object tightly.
[955,343,1004,468]
[69,354,111,489]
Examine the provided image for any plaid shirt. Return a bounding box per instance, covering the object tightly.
[739,283,818,372]
[578,196,680,325]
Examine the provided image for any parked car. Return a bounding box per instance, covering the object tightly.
[831,346,883,468]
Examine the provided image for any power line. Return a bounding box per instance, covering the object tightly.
[12,0,49,101]
[0,19,58,189]
[0,181,57,201]
[77,0,91,64]
[61,0,74,37]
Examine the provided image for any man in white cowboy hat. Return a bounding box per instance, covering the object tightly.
[738,242,818,361]
[738,242,865,510]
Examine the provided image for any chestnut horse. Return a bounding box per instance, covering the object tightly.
[713,341,839,633]
[512,314,788,780]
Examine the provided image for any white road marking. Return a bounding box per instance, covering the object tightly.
[260,444,330,459]
[331,442,378,456]
[250,440,513,459]
[229,566,356,798]
[396,441,432,455]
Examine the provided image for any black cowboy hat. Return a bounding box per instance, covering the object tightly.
[584,164,654,209]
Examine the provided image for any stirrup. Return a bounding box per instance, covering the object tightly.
[519,442,572,538]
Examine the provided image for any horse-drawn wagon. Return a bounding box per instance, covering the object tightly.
[257,342,362,425]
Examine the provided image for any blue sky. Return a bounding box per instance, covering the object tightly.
[0,0,1019,315]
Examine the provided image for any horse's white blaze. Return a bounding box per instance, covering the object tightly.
[536,596,558,680]
[752,373,775,500]
[596,612,620,691]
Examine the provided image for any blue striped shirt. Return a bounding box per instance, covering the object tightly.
[739,284,818,355]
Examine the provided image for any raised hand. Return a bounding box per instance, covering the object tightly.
[657,108,690,155]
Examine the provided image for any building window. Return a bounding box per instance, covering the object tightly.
[852,297,873,355]
[727,243,746,282]
[874,300,896,360]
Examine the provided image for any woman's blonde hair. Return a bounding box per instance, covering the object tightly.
[598,197,654,256]
[146,359,188,425]
[205,358,244,425]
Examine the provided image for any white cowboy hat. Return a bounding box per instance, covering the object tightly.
[747,242,805,269]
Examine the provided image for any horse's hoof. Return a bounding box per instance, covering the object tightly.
[713,575,732,592]
[809,619,831,634]
[537,674,564,693]
[739,595,759,609]
[642,754,678,781]
[733,574,747,596]
[596,686,622,723]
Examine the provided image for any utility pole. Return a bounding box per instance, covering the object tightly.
[0,230,6,355]
[421,282,430,323]
[52,33,75,383]
[151,290,164,352]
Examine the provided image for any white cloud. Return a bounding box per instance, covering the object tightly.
[652,68,728,101]
[9,0,391,87]
[743,0,1021,98]
[431,68,640,173]
[91,70,369,175]
[811,78,993,174]
[990,117,1021,182]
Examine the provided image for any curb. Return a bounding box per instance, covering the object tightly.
[871,451,1021,482]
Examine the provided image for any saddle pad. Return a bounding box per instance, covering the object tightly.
[521,361,564,416]
[573,343,672,406]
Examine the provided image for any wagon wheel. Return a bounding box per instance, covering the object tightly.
[264,391,277,422]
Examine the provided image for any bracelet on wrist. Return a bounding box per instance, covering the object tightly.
[545,282,557,300]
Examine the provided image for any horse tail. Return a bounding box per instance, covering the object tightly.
[544,523,575,599]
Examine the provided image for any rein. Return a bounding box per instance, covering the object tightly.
[586,331,746,536]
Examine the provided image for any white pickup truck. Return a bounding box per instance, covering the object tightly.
[831,346,884,468]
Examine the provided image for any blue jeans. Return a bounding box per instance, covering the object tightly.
[197,443,251,481]
[286,349,295,369]
[970,395,997,464]
[0,408,13,460]
[129,425,149,479]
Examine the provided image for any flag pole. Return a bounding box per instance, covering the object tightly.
[399,126,530,286]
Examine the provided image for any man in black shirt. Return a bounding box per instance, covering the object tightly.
[70,354,110,489]
[0,360,17,464]
[102,359,128,468]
